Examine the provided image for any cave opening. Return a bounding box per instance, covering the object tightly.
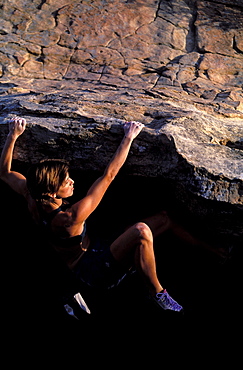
[1,164,242,334]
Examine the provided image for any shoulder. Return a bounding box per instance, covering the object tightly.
[2,171,27,196]
[52,206,74,228]
[53,206,86,237]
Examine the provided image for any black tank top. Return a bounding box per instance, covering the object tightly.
[40,204,87,247]
[40,204,88,269]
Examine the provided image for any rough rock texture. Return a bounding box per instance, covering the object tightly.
[0,0,243,243]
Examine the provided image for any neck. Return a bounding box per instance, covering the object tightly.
[43,197,63,212]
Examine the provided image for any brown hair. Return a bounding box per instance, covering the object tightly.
[26,159,69,205]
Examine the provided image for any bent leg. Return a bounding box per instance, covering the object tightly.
[141,211,224,257]
[110,221,184,312]
[142,210,200,244]
[141,210,172,238]
[110,222,163,296]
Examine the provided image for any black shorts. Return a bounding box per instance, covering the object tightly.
[73,238,129,289]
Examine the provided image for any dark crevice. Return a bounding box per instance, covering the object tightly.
[225,140,243,151]
[37,0,47,10]
[155,0,163,21]
[185,0,199,53]
[195,54,204,78]
[233,35,243,54]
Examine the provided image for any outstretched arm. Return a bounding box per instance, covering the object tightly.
[101,121,144,182]
[70,121,144,224]
[0,117,27,196]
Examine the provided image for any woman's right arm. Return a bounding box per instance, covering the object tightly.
[0,118,27,196]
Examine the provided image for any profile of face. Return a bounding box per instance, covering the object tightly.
[55,174,74,199]
[26,160,74,204]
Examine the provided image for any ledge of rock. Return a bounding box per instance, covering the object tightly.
[0,0,243,243]
[0,78,242,207]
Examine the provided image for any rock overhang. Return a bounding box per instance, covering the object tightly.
[0,79,242,206]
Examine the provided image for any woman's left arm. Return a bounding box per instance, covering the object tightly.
[69,121,144,224]
[0,117,27,196]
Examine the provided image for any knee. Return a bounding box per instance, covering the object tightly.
[134,222,153,241]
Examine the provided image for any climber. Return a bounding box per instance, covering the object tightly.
[0,117,187,313]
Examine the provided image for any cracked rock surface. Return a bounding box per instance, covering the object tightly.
[0,1,242,241]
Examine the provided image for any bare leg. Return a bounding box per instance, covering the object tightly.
[110,222,163,296]
[109,210,198,296]
[142,211,227,258]
[110,219,184,312]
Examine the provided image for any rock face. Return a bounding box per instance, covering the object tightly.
[1,0,243,98]
[0,0,242,244]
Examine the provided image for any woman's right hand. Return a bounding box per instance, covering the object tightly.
[9,117,26,137]
[124,121,144,141]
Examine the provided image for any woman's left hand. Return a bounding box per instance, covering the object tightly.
[124,121,144,140]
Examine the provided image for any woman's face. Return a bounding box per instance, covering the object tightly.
[56,174,74,199]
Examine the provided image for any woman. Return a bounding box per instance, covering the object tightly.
[0,117,183,313]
